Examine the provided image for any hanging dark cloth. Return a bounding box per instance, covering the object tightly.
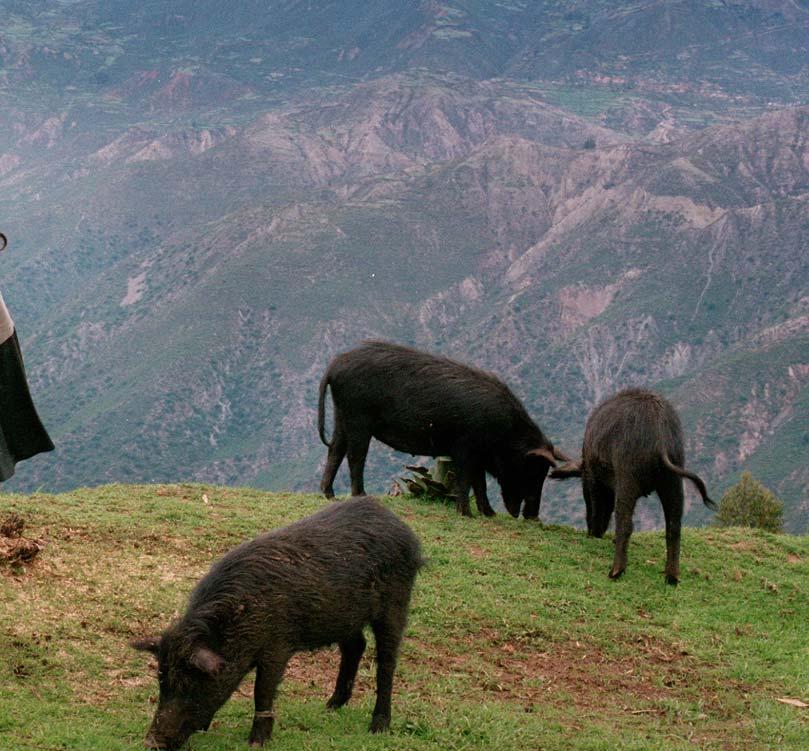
[0,292,54,481]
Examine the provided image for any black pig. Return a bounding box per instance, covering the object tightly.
[318,341,568,518]
[550,388,715,584]
[132,497,422,749]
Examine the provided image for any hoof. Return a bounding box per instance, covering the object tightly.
[480,506,496,517]
[369,715,390,734]
[249,733,269,748]
[326,694,348,710]
[249,715,274,747]
[665,574,679,586]
[608,568,624,580]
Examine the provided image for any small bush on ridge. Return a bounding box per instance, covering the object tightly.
[714,472,784,533]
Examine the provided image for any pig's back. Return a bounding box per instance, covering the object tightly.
[188,497,422,648]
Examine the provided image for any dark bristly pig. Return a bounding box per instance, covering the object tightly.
[131,497,423,749]
[317,340,569,519]
[550,388,715,584]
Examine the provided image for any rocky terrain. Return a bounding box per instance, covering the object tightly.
[0,1,807,531]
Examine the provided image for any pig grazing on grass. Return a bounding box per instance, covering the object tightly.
[132,497,422,749]
[318,341,568,519]
[550,388,715,585]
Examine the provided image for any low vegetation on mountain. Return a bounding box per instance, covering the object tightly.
[0,1,806,530]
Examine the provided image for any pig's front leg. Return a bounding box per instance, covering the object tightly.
[249,656,289,747]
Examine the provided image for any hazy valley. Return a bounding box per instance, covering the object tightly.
[1,1,807,531]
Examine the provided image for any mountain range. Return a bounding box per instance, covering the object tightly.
[1,1,807,531]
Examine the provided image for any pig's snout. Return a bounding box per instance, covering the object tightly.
[145,726,184,750]
[144,731,164,749]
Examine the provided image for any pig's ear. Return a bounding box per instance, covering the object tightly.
[526,447,557,467]
[130,636,161,655]
[190,644,226,676]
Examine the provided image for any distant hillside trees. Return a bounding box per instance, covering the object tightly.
[714,472,784,533]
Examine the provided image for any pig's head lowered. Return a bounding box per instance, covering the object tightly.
[497,444,569,518]
[132,626,240,750]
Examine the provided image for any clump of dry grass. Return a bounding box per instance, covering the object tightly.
[0,512,43,564]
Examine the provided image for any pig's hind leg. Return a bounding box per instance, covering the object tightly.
[658,477,684,585]
[369,603,409,732]
[327,631,367,709]
[321,430,347,498]
[609,481,639,581]
[346,431,371,496]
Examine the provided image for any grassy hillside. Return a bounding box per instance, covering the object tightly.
[0,486,806,750]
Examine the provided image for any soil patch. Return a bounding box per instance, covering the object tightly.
[266,627,724,714]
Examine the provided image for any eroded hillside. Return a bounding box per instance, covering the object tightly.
[0,2,807,530]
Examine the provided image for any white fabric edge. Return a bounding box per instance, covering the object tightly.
[0,292,14,343]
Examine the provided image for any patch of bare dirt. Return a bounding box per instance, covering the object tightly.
[229,647,375,705]
[281,648,349,695]
[410,633,687,710]
[558,282,619,333]
[264,627,731,716]
[417,626,756,715]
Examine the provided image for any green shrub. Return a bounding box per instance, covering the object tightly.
[715,472,784,533]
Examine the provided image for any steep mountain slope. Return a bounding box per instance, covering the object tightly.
[0,2,807,530]
[5,95,806,530]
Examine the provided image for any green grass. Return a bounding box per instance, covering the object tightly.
[1,485,807,750]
